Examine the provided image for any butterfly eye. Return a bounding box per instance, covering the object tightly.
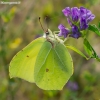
[46,31,49,35]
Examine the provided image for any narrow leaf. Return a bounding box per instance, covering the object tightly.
[66,45,89,60]
[88,24,100,36]
[83,39,93,57]
[83,38,100,61]
[98,21,100,29]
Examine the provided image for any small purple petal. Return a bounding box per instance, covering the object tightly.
[58,24,65,29]
[67,81,79,91]
[67,18,73,26]
[71,7,80,22]
[80,6,95,23]
[80,7,87,16]
[87,14,95,23]
[80,17,88,30]
[80,7,91,19]
[86,10,92,18]
[62,7,71,17]
[70,25,81,38]
[58,24,70,38]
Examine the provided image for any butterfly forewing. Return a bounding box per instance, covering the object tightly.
[9,37,45,82]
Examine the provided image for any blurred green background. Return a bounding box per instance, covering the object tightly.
[0,0,100,100]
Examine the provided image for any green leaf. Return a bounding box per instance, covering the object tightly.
[96,57,100,62]
[66,45,89,60]
[88,24,100,36]
[83,38,100,61]
[34,42,73,90]
[98,21,100,29]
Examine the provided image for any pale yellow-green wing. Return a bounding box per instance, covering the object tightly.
[34,42,73,90]
[9,37,45,82]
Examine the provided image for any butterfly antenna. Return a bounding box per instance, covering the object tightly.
[39,17,46,32]
[45,16,49,31]
[45,16,56,38]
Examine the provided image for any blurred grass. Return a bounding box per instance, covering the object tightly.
[0,0,100,100]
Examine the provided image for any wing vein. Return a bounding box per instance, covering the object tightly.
[36,45,52,76]
[54,49,66,68]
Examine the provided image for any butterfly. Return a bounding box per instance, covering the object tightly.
[9,18,73,90]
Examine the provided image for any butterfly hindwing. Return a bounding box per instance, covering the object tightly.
[34,42,73,90]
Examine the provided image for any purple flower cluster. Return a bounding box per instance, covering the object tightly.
[58,7,95,39]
